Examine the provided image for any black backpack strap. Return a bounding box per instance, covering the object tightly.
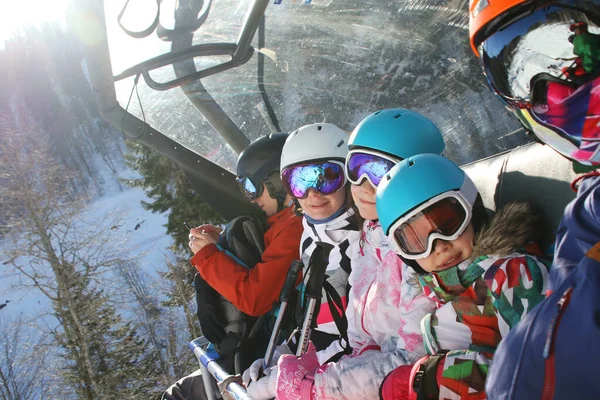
[321,279,352,363]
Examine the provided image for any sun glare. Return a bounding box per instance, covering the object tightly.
[0,0,68,44]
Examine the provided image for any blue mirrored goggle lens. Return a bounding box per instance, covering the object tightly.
[236,177,262,200]
[346,152,397,187]
[282,162,345,199]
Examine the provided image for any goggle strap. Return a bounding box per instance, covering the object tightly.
[387,174,478,259]
[250,153,281,186]
[460,174,478,209]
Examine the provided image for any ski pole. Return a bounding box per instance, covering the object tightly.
[296,242,333,356]
[189,337,254,400]
[263,260,304,368]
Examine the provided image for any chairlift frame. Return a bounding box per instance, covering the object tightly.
[77,0,273,220]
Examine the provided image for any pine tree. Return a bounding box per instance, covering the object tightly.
[123,141,225,250]
[0,127,163,399]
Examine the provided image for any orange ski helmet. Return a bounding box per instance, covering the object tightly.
[469,0,525,56]
[469,0,600,165]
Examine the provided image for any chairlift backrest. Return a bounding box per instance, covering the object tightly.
[462,142,580,251]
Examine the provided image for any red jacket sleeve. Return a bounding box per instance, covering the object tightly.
[191,214,304,316]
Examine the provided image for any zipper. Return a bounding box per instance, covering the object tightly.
[541,286,573,400]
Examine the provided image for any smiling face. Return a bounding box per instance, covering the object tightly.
[351,180,378,220]
[414,223,475,273]
[251,183,279,217]
[297,187,346,220]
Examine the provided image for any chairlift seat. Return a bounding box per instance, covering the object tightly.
[461,142,581,251]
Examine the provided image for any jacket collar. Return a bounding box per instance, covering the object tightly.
[420,201,545,300]
[267,204,297,227]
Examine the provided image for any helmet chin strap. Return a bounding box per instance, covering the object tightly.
[263,178,288,212]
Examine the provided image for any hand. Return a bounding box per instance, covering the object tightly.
[276,342,320,400]
[195,224,223,235]
[380,355,445,400]
[246,366,277,400]
[189,227,219,254]
[243,358,266,386]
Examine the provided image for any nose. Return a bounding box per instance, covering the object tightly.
[432,239,451,254]
[306,188,322,199]
[357,179,376,194]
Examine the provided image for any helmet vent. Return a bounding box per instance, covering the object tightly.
[337,140,344,148]
[374,111,381,115]
[408,159,415,167]
[393,113,402,118]
[317,125,322,130]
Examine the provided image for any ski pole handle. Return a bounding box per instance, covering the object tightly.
[263,260,304,368]
[296,242,333,355]
[303,242,333,300]
[280,260,303,302]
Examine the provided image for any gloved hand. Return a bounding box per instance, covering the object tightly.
[380,364,413,400]
[275,342,320,400]
[243,358,266,386]
[243,345,293,386]
[380,354,445,400]
[246,366,277,400]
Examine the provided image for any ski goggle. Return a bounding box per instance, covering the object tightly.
[236,176,263,201]
[281,161,346,199]
[478,1,600,163]
[387,179,478,260]
[345,150,399,187]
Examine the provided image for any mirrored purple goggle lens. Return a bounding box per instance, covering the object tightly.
[346,152,396,187]
[282,162,345,199]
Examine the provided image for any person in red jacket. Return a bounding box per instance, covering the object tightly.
[162,133,303,400]
[189,133,303,317]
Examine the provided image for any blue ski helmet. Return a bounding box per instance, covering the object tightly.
[348,108,445,159]
[376,153,478,235]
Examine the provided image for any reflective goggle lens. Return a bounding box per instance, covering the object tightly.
[479,2,600,163]
[393,197,467,256]
[346,152,397,187]
[281,162,345,199]
[480,4,597,106]
[236,177,262,201]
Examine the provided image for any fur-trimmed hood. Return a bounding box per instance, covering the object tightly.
[471,201,546,260]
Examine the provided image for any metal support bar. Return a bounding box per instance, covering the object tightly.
[234,0,271,61]
[190,337,254,400]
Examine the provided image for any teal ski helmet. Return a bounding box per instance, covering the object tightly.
[348,108,445,159]
[346,109,445,187]
[376,154,478,238]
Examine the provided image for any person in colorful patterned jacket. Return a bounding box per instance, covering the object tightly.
[377,154,551,400]
[244,109,445,399]
[469,1,600,398]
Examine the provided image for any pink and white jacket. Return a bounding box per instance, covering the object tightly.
[309,220,437,399]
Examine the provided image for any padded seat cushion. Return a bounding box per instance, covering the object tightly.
[461,142,581,250]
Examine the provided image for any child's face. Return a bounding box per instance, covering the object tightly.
[252,183,279,217]
[415,222,475,273]
[297,187,346,220]
[351,180,378,220]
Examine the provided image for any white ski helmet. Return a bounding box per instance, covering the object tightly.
[280,123,349,171]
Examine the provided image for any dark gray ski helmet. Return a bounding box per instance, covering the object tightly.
[236,133,289,210]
